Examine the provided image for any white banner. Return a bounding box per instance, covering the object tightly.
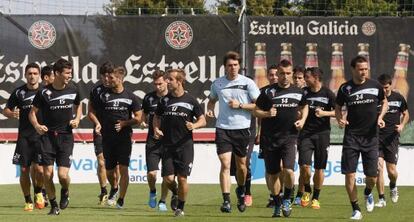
[1,143,413,186]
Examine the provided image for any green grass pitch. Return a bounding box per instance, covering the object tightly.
[0,184,413,221]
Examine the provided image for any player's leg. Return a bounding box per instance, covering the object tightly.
[115,137,133,209]
[263,148,283,218]
[218,151,232,212]
[161,148,178,211]
[384,137,399,203]
[281,141,296,218]
[14,137,34,211]
[297,136,313,207]
[56,134,74,210]
[361,137,378,213]
[233,129,251,213]
[375,157,386,207]
[145,140,161,209]
[94,133,108,204]
[244,140,254,207]
[310,132,329,209]
[32,162,45,209]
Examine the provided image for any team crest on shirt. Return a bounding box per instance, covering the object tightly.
[303,89,308,95]
[345,85,352,94]
[19,89,26,98]
[44,89,52,99]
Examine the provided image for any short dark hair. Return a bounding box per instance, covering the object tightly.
[41,65,53,80]
[53,58,72,74]
[305,67,324,81]
[350,55,368,68]
[277,59,292,69]
[223,51,241,66]
[25,63,40,74]
[267,64,278,73]
[152,70,166,80]
[293,65,305,75]
[377,74,392,85]
[113,66,126,77]
[99,61,114,75]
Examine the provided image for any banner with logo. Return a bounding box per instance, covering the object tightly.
[247,17,414,143]
[0,16,413,144]
[1,143,414,185]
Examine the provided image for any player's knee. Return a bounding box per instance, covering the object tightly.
[58,171,69,181]
[177,175,187,184]
[147,171,157,178]
[163,175,175,184]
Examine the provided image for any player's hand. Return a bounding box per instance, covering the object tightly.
[13,108,20,119]
[154,128,164,139]
[315,107,324,118]
[377,118,385,128]
[70,119,80,128]
[206,109,215,118]
[228,99,240,109]
[140,121,148,129]
[186,121,195,131]
[254,135,260,145]
[395,124,404,133]
[115,120,124,132]
[269,107,277,117]
[294,119,305,130]
[95,123,102,136]
[35,124,48,135]
[337,119,349,129]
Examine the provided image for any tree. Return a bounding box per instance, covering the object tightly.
[110,0,207,15]
[217,0,277,16]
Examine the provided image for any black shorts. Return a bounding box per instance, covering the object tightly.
[12,135,42,167]
[146,137,163,172]
[230,139,254,176]
[93,130,103,156]
[41,132,74,167]
[102,133,132,170]
[341,133,378,177]
[298,132,330,169]
[161,140,194,177]
[379,133,399,164]
[263,136,297,174]
[215,128,250,157]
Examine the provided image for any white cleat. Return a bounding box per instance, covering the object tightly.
[365,193,374,213]
[350,210,362,220]
[375,198,386,208]
[390,188,399,203]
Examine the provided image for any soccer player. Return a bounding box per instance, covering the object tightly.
[29,58,82,215]
[87,62,120,205]
[207,51,260,213]
[335,56,388,220]
[296,67,335,209]
[3,63,46,212]
[293,65,306,88]
[255,64,279,208]
[254,59,308,218]
[97,66,142,209]
[141,70,177,211]
[375,74,409,207]
[153,69,206,217]
[40,65,55,86]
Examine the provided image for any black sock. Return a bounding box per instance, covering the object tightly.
[304,184,312,193]
[159,200,166,204]
[61,188,69,197]
[312,189,321,200]
[389,182,396,190]
[42,188,47,195]
[283,187,292,200]
[296,191,303,198]
[170,184,178,196]
[150,189,156,194]
[364,187,372,196]
[379,194,385,199]
[177,200,185,210]
[351,201,361,211]
[101,186,107,194]
[24,195,33,203]
[237,185,246,195]
[34,186,42,194]
[245,172,252,195]
[117,198,124,207]
[222,193,231,202]
[269,194,274,201]
[50,198,58,208]
[272,194,282,207]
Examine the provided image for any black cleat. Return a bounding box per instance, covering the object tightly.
[47,206,60,215]
[220,201,231,213]
[170,195,178,211]
[236,187,246,213]
[60,189,70,210]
